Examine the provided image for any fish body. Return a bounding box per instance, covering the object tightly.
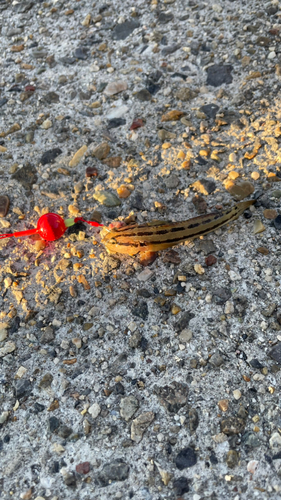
[101,200,255,258]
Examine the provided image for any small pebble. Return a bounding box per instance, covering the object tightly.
[104,80,127,96]
[251,171,260,180]
[253,220,265,234]
[263,209,277,219]
[233,389,242,400]
[41,119,52,129]
[218,399,229,412]
[88,402,101,419]
[194,264,205,275]
[69,145,87,168]
[274,215,281,230]
[0,195,10,217]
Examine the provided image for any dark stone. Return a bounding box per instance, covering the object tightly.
[14,2,34,12]
[110,353,128,376]
[220,417,246,435]
[243,210,252,219]
[63,472,77,487]
[112,20,140,40]
[272,451,281,460]
[96,459,129,487]
[200,103,219,119]
[241,431,261,448]
[212,287,231,304]
[233,296,248,316]
[44,91,60,104]
[97,82,108,93]
[9,316,20,334]
[158,12,174,23]
[39,373,53,389]
[147,70,162,83]
[66,221,86,236]
[173,476,189,496]
[33,402,45,413]
[140,336,148,351]
[256,36,271,47]
[175,447,197,470]
[73,47,88,60]
[12,163,37,192]
[198,239,216,255]
[146,83,160,95]
[266,5,278,15]
[206,64,233,87]
[209,351,224,367]
[76,461,90,474]
[51,461,60,473]
[134,89,152,101]
[189,408,199,433]
[132,301,148,320]
[107,118,126,129]
[154,382,188,413]
[199,179,216,194]
[40,327,55,344]
[40,148,62,165]
[171,72,187,80]
[14,379,33,399]
[48,416,61,433]
[268,343,281,364]
[137,289,152,298]
[210,452,218,464]
[130,191,144,210]
[0,98,8,107]
[162,44,181,56]
[114,382,125,395]
[175,311,195,331]
[249,359,264,369]
[273,215,281,230]
[57,425,73,439]
[60,57,76,65]
[195,155,208,165]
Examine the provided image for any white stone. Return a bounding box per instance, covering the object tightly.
[52,443,65,454]
[88,402,101,419]
[228,270,241,281]
[270,432,281,449]
[41,119,52,129]
[212,3,223,12]
[233,389,242,400]
[268,51,276,59]
[137,269,154,282]
[247,460,258,474]
[88,306,99,316]
[0,340,16,357]
[15,366,27,379]
[104,80,127,96]
[106,105,128,120]
[128,321,137,332]
[0,411,9,424]
[225,301,234,314]
[179,329,193,342]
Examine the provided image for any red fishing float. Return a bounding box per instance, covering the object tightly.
[0,213,103,242]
